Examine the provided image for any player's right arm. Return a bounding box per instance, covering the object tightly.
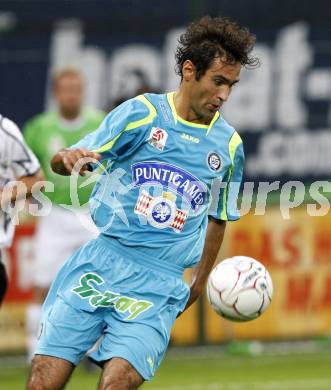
[51,96,153,176]
[51,148,101,176]
[0,116,43,206]
[180,131,245,314]
[182,218,227,312]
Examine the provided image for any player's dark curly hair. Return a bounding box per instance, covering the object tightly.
[176,16,259,80]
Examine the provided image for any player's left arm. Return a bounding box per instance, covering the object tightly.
[0,169,44,207]
[0,117,43,206]
[183,218,226,312]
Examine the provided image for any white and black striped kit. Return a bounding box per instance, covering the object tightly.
[0,114,40,248]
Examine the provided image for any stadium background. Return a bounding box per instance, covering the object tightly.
[1,0,330,388]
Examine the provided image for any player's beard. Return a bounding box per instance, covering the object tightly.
[60,105,81,120]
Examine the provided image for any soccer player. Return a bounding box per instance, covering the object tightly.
[0,114,42,305]
[27,16,258,389]
[23,68,104,360]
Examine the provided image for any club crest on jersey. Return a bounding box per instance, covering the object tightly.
[135,190,188,232]
[207,152,222,172]
[147,127,168,151]
[132,161,207,213]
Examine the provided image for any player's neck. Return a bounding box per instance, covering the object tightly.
[59,108,81,121]
[173,90,210,126]
[58,111,84,129]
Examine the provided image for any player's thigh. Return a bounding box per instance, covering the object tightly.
[37,296,104,366]
[99,357,144,390]
[90,317,175,382]
[27,354,74,390]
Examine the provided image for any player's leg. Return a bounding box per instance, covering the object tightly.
[98,358,144,390]
[0,250,8,305]
[27,206,98,360]
[26,292,104,389]
[26,237,108,387]
[27,355,74,390]
[26,286,48,360]
[26,212,58,361]
[87,249,190,385]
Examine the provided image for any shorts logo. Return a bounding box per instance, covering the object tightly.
[135,190,188,232]
[148,127,168,151]
[207,152,222,172]
[71,273,154,320]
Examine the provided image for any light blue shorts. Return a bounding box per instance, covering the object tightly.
[36,235,190,380]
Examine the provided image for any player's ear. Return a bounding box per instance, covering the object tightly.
[182,60,196,82]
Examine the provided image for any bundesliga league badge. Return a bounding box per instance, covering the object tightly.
[148,127,168,151]
[135,190,188,232]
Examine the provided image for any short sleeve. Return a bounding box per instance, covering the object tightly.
[209,133,244,221]
[2,117,40,177]
[71,96,154,162]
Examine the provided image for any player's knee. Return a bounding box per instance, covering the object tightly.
[99,358,144,390]
[27,355,74,390]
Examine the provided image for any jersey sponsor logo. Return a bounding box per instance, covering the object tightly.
[207,152,222,172]
[148,127,168,151]
[181,133,200,144]
[132,161,207,212]
[71,272,153,320]
[134,190,188,232]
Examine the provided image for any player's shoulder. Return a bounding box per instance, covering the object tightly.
[24,111,55,130]
[142,92,165,102]
[108,94,159,123]
[212,115,243,163]
[141,92,167,110]
[128,93,162,112]
[0,114,23,141]
[136,92,170,122]
[218,115,243,146]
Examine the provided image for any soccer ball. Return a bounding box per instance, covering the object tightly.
[207,256,273,322]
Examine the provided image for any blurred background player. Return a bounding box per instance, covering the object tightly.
[23,68,104,360]
[0,114,42,305]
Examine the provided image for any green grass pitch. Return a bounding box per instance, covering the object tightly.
[1,349,331,389]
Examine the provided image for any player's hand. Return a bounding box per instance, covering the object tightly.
[52,148,101,176]
[62,148,101,175]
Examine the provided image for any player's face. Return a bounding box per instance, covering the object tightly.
[187,58,241,124]
[54,75,84,119]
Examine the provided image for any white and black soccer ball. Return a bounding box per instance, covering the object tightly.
[207,256,273,322]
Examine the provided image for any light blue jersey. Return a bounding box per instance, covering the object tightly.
[37,92,245,379]
[73,92,244,268]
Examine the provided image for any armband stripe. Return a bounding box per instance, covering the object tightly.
[220,131,242,220]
